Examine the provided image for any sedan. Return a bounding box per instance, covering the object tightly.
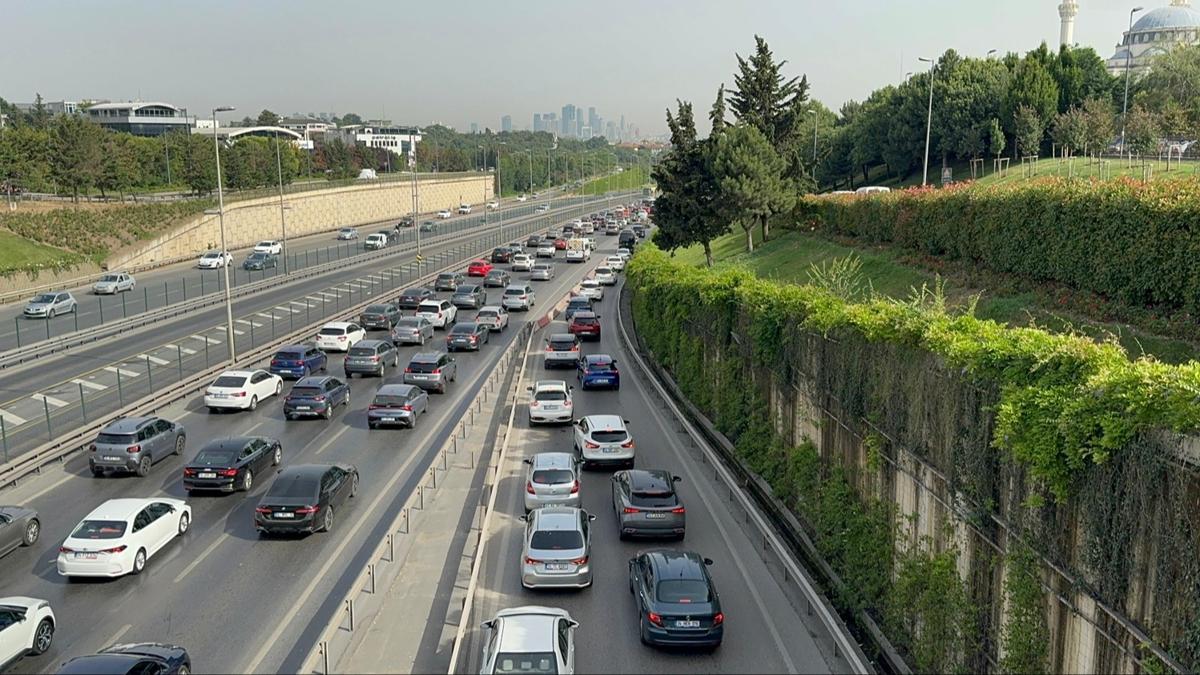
[520,507,594,589]
[284,375,351,420]
[359,303,401,331]
[530,264,555,281]
[629,550,723,648]
[390,316,434,345]
[535,243,556,258]
[255,463,358,535]
[0,506,40,559]
[269,345,328,379]
[254,240,283,255]
[553,238,569,250]
[367,384,429,429]
[204,369,283,412]
[578,354,620,390]
[23,292,76,319]
[484,269,511,288]
[594,267,617,286]
[451,284,488,309]
[612,469,685,539]
[523,451,581,510]
[525,235,543,248]
[92,272,135,294]
[535,203,550,212]
[0,596,55,671]
[58,644,191,675]
[479,608,576,675]
[433,273,464,293]
[605,255,627,272]
[437,209,453,219]
[502,285,536,311]
[242,252,278,270]
[446,322,490,351]
[183,436,282,493]
[337,228,359,240]
[467,259,494,277]
[475,305,509,332]
[197,250,232,268]
[397,286,435,309]
[576,279,604,301]
[57,498,191,578]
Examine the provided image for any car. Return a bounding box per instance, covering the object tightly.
[92,272,135,294]
[364,233,388,250]
[632,225,647,238]
[197,250,233,268]
[573,414,633,469]
[487,200,500,209]
[58,644,191,675]
[594,267,617,286]
[491,247,514,264]
[565,247,589,263]
[0,506,40,559]
[519,507,594,589]
[629,550,723,648]
[467,259,494,277]
[568,311,601,341]
[479,607,577,675]
[417,299,458,330]
[57,498,191,578]
[0,596,55,671]
[484,269,512,288]
[605,223,620,235]
[523,452,580,513]
[398,286,436,309]
[530,263,555,281]
[315,321,366,352]
[580,222,595,235]
[616,248,633,261]
[391,316,435,345]
[618,231,637,249]
[553,238,569,251]
[253,240,283,255]
[578,354,619,390]
[525,235,542,248]
[269,345,328,379]
[543,333,581,369]
[576,279,604,301]
[183,436,282,493]
[89,416,186,477]
[535,203,550,212]
[612,470,685,539]
[204,369,283,412]
[511,254,534,272]
[254,464,358,535]
[23,292,76,319]
[535,243,556,258]
[452,284,488,309]
[475,305,510,333]
[242,252,278,270]
[546,228,562,239]
[515,194,529,202]
[437,208,453,219]
[345,339,400,378]
[605,255,626,272]
[420,220,436,232]
[397,216,415,229]
[527,380,574,426]
[434,272,465,293]
[403,351,458,393]
[563,296,594,321]
[359,303,402,331]
[284,375,351,419]
[367,384,429,429]
[502,284,535,311]
[446,322,490,351]
[458,203,473,214]
[337,228,359,240]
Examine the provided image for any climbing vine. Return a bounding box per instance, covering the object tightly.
[885,543,979,674]
[1000,543,1050,674]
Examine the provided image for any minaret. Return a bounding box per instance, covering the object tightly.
[1059,0,1079,47]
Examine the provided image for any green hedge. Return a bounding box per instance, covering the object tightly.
[799,178,1200,313]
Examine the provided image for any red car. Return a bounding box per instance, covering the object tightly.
[568,311,602,340]
[466,259,493,277]
[553,238,569,250]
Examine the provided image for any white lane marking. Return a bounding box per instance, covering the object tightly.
[313,424,352,456]
[236,320,264,328]
[233,329,246,336]
[315,292,336,299]
[72,379,107,391]
[289,301,310,308]
[30,393,68,408]
[275,306,300,314]
[137,354,171,366]
[21,472,72,503]
[174,532,231,583]
[103,366,140,378]
[255,313,274,319]
[0,408,27,426]
[189,335,221,344]
[179,346,197,355]
[102,623,133,648]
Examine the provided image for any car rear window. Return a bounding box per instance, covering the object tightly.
[596,267,612,274]
[494,653,556,675]
[534,390,567,401]
[373,394,409,406]
[348,347,376,357]
[529,530,584,550]
[396,318,423,328]
[478,310,498,318]
[407,360,438,373]
[548,338,576,350]
[96,433,136,445]
[656,578,710,604]
[319,327,346,336]
[532,469,573,484]
[567,299,589,307]
[450,324,475,334]
[591,429,627,443]
[631,490,678,508]
[213,375,248,388]
[585,360,612,371]
[418,302,441,312]
[365,305,391,313]
[266,474,319,499]
[192,449,239,466]
[573,316,597,325]
[71,520,127,540]
[407,286,432,294]
[274,349,304,359]
[504,288,525,295]
[290,387,324,397]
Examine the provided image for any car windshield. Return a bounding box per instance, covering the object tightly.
[192,448,239,466]
[348,347,376,357]
[319,327,346,336]
[213,375,248,388]
[290,387,324,397]
[591,429,627,443]
[365,305,391,313]
[202,252,221,258]
[373,394,409,406]
[450,324,475,334]
[535,390,567,402]
[656,578,711,604]
[96,432,136,445]
[532,469,573,484]
[266,474,319,499]
[478,310,498,319]
[396,318,423,328]
[631,490,678,508]
[99,274,120,282]
[504,288,525,295]
[31,294,55,303]
[530,530,584,550]
[493,652,557,674]
[71,520,127,540]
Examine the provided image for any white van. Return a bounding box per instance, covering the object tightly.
[364,233,388,250]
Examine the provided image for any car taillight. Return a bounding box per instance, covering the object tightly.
[524,557,542,565]
[526,482,536,494]
[585,441,599,449]
[126,444,141,453]
[648,612,664,627]
[671,506,686,514]
[59,546,74,553]
[570,556,588,565]
[313,395,326,402]
[368,404,381,410]
[470,336,478,343]
[713,612,724,626]
[184,468,197,477]
[99,545,127,554]
[623,506,640,514]
[254,506,272,514]
[621,439,635,449]
[432,368,441,375]
[338,336,347,341]
[233,391,247,397]
[401,404,413,411]
[570,480,580,494]
[218,468,238,477]
[404,367,412,373]
[295,505,320,515]
[572,345,580,351]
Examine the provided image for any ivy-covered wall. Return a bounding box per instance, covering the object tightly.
[626,247,1200,673]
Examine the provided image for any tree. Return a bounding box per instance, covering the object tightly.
[30,94,50,130]
[1013,105,1044,158]
[97,134,140,199]
[341,113,363,126]
[256,109,280,127]
[1135,43,1200,132]
[987,118,1007,160]
[728,35,808,150]
[1004,55,1059,152]
[1050,107,1088,156]
[182,134,219,194]
[709,83,727,134]
[650,100,727,266]
[1080,98,1114,157]
[710,124,795,254]
[933,54,1009,162]
[48,115,103,201]
[1124,105,1160,158]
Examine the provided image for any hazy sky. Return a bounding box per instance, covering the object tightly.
[1,0,1149,136]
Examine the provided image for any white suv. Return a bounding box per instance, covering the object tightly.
[573,414,633,469]
[0,597,55,671]
[528,380,574,425]
[511,254,534,272]
[457,203,472,214]
[502,284,536,311]
[254,240,282,255]
[479,606,576,675]
[417,299,458,329]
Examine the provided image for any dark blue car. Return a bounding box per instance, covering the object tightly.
[629,550,723,649]
[269,345,328,379]
[284,375,351,420]
[57,643,191,674]
[577,354,620,390]
[563,296,594,321]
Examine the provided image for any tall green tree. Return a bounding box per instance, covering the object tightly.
[710,124,795,254]
[650,98,728,266]
[1050,107,1088,156]
[1124,105,1161,158]
[341,113,364,126]
[48,115,103,201]
[987,118,1007,161]
[1135,43,1200,131]
[1004,55,1060,153]
[1013,104,1045,158]
[97,134,140,199]
[933,53,1009,162]
[30,94,50,130]
[1080,98,1114,157]
[182,134,219,194]
[710,83,727,134]
[256,109,280,126]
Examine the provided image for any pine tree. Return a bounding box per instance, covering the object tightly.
[710,84,727,134]
[710,124,795,254]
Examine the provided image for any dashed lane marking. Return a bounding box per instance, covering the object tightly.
[137,353,171,366]
[103,366,140,378]
[0,409,27,426]
[31,393,69,408]
[189,335,221,344]
[72,379,107,391]
[236,320,265,328]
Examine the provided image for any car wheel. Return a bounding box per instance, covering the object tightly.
[47,309,55,319]
[350,475,359,498]
[135,455,152,477]
[377,366,385,378]
[242,469,254,492]
[273,445,282,465]
[248,395,258,411]
[323,405,333,420]
[30,617,54,655]
[302,366,310,379]
[178,664,192,675]
[321,506,334,532]
[22,518,39,546]
[174,436,185,456]
[131,548,147,575]
[91,466,105,477]
[639,616,651,646]
[369,422,377,430]
[178,512,190,535]
[275,381,282,396]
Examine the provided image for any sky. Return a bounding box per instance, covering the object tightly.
[0,0,1149,137]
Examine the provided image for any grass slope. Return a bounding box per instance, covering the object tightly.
[0,230,85,275]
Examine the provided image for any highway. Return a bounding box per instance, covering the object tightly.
[452,246,841,673]
[0,214,614,674]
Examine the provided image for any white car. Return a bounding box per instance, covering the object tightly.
[487,200,500,210]
[197,250,232,269]
[437,209,453,219]
[615,248,632,262]
[565,247,590,263]
[535,204,550,212]
[0,597,55,670]
[573,414,633,469]
[516,195,529,202]
[416,299,458,330]
[204,369,283,411]
[605,255,626,272]
[580,223,595,234]
[56,498,191,578]
[364,233,388,250]
[511,254,534,272]
[316,321,367,352]
[528,380,574,425]
[457,203,473,214]
[475,305,510,332]
[337,228,359,240]
[576,279,604,301]
[479,607,577,675]
[536,243,556,258]
[254,240,283,255]
[92,272,135,295]
[594,267,616,286]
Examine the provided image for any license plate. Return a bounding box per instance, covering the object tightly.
[595,379,610,384]
[103,455,122,462]
[210,393,226,399]
[543,405,558,410]
[603,448,619,453]
[295,406,311,410]
[646,513,667,519]
[75,552,98,560]
[274,512,295,519]
[676,620,701,628]
[385,417,399,422]
[411,375,428,380]
[198,472,217,479]
[545,563,569,571]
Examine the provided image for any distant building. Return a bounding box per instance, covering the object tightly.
[533,113,543,132]
[470,122,479,134]
[325,124,422,160]
[1105,1,1200,75]
[606,121,617,140]
[279,117,334,140]
[561,104,577,138]
[501,115,512,132]
[190,125,310,149]
[85,101,190,136]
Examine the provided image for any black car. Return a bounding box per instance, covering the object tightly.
[446,322,491,351]
[619,230,638,249]
[484,269,511,288]
[419,221,436,233]
[434,272,465,292]
[284,375,351,420]
[397,216,414,228]
[491,247,514,264]
[563,296,595,321]
[633,224,648,238]
[57,643,191,675]
[254,463,358,535]
[396,287,434,310]
[359,303,401,331]
[242,252,278,270]
[451,284,487,309]
[183,436,282,493]
[525,235,542,248]
[628,550,723,649]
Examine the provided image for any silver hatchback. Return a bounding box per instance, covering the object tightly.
[90,416,186,477]
[523,452,581,513]
[611,469,686,540]
[520,507,594,590]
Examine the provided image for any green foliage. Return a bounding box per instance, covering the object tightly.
[1124,105,1161,156]
[988,118,1006,158]
[728,35,809,152]
[1013,105,1044,157]
[650,100,727,265]
[886,544,979,673]
[1050,106,1088,155]
[1000,543,1050,674]
[48,114,104,201]
[255,109,280,126]
[709,124,795,253]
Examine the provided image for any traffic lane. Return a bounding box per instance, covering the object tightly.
[0,248,598,674]
[461,288,828,674]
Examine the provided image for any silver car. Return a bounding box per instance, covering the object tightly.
[523,452,581,512]
[391,316,434,345]
[502,284,536,311]
[530,264,555,280]
[90,416,186,477]
[611,469,686,540]
[520,507,594,589]
[367,384,429,429]
[92,272,135,294]
[0,505,40,558]
[479,607,577,675]
[344,339,399,378]
[573,414,633,469]
[403,351,458,394]
[23,292,76,319]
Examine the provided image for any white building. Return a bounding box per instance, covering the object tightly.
[85,101,191,136]
[325,124,421,160]
[1105,1,1200,75]
[279,117,335,140]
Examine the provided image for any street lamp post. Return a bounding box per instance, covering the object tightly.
[1120,6,1145,156]
[526,149,533,197]
[497,142,507,241]
[478,145,487,226]
[919,56,935,186]
[808,109,818,165]
[273,130,290,274]
[212,106,237,364]
[409,154,420,269]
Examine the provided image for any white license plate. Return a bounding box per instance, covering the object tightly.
[646,513,667,519]
[595,379,610,384]
[274,512,295,519]
[603,448,619,453]
[676,620,701,628]
[411,375,428,379]
[74,552,98,560]
[545,563,569,571]
[198,472,217,479]
[210,393,227,399]
[295,406,311,410]
[543,405,558,411]
[103,455,122,462]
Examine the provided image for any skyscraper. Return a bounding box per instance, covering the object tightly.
[501,115,512,132]
[561,104,576,138]
[533,113,543,132]
[470,122,479,135]
[606,120,617,140]
[587,107,599,138]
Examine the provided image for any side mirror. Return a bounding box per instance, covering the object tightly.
[526,386,533,392]
[568,386,575,392]
[480,620,495,630]
[624,419,631,425]
[672,476,681,483]
[568,620,580,629]
[588,513,597,522]
[523,458,532,465]
[518,514,528,522]
[703,557,714,566]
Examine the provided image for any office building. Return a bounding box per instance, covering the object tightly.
[533,113,543,132]
[85,101,191,137]
[561,104,577,138]
[470,122,479,134]
[606,120,617,140]
[501,115,512,132]
[279,117,334,140]
[325,124,422,160]
[587,107,599,138]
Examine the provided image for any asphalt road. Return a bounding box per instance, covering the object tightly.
[0,229,609,674]
[453,253,837,673]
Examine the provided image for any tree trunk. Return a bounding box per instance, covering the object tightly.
[743,225,755,253]
[761,213,770,242]
[703,241,714,267]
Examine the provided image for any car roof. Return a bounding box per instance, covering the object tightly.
[275,344,308,353]
[533,380,568,392]
[454,284,482,291]
[531,507,583,531]
[296,376,337,386]
[567,297,591,304]
[84,498,170,521]
[531,452,575,470]
[58,654,149,674]
[478,305,504,313]
[217,369,257,378]
[198,436,259,452]
[376,384,419,396]
[584,354,612,364]
[493,606,571,652]
[627,469,674,492]
[645,549,707,579]
[322,321,355,329]
[100,416,158,433]
[548,333,576,342]
[450,322,479,331]
[352,339,390,348]
[583,414,625,429]
[411,351,445,362]
[277,464,334,480]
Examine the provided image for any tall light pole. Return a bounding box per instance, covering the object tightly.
[478,145,487,226]
[409,152,420,270]
[919,56,935,186]
[808,109,818,165]
[212,106,237,364]
[526,149,533,196]
[497,141,507,241]
[1120,6,1144,155]
[273,130,290,274]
